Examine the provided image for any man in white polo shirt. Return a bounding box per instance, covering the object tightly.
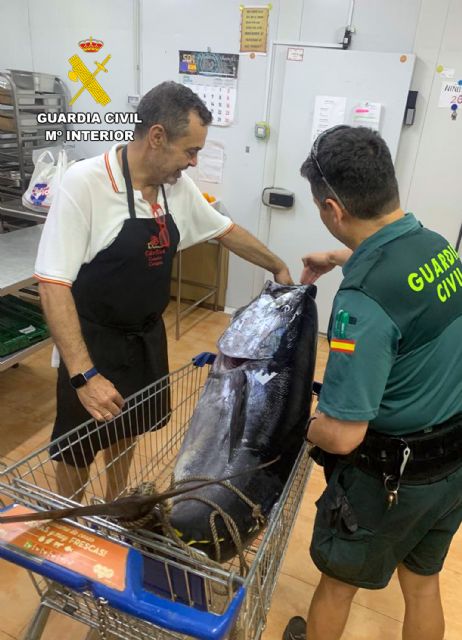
[35,81,293,500]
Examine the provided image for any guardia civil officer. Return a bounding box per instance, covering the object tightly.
[283,126,462,640]
[35,81,293,501]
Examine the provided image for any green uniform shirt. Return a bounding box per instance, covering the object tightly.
[318,213,462,434]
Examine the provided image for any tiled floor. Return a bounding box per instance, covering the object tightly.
[1,304,461,639]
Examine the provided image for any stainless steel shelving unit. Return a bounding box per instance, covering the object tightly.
[0,69,66,370]
[0,70,68,199]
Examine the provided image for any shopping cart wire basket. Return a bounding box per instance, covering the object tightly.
[0,353,314,640]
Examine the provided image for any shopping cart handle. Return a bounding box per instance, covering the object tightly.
[0,544,244,640]
[94,550,246,640]
[0,504,245,640]
[192,352,217,367]
[0,541,90,591]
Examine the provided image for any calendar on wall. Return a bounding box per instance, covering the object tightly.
[178,51,239,127]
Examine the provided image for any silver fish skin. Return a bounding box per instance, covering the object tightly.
[218,281,307,360]
[169,281,318,562]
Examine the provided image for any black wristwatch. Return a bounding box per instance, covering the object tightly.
[70,366,98,389]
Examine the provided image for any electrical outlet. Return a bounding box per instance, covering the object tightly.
[127,94,140,107]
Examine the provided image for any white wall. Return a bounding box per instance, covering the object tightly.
[396,0,462,248]
[140,0,282,309]
[1,0,460,308]
[0,0,33,70]
[270,0,462,277]
[0,0,136,159]
[298,0,421,52]
[0,0,279,309]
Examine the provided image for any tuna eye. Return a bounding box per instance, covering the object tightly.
[280,304,291,312]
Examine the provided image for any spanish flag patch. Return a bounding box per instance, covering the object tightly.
[330,338,356,354]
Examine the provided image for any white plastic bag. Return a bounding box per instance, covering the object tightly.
[22,149,71,212]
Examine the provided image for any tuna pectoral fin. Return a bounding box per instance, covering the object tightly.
[228,370,247,463]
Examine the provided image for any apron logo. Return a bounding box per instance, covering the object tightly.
[147,216,171,250]
[145,215,171,267]
[148,234,160,249]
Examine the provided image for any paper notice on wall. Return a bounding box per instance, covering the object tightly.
[352,101,382,131]
[240,6,269,53]
[438,81,462,108]
[198,141,225,183]
[311,96,346,142]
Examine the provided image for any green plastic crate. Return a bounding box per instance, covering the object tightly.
[0,295,49,357]
[0,327,30,357]
[1,295,48,328]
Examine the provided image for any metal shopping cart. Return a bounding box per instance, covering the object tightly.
[0,353,314,640]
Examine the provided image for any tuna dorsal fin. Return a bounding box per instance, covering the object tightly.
[228,370,247,463]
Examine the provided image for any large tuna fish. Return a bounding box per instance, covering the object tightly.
[169,281,318,562]
[0,283,318,564]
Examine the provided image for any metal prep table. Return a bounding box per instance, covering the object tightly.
[171,199,228,339]
[0,217,51,371]
[0,196,47,225]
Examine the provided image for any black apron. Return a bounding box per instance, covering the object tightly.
[51,145,180,467]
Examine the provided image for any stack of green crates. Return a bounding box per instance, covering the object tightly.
[0,295,50,357]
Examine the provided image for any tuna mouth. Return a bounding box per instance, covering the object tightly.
[221,355,253,370]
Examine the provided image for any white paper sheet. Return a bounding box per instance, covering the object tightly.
[198,141,225,183]
[311,96,347,142]
[439,81,462,108]
[352,101,382,131]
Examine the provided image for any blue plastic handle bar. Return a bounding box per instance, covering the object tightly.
[0,506,245,640]
[192,352,217,367]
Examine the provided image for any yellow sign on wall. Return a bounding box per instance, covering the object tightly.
[240,7,269,54]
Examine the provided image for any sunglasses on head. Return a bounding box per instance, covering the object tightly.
[311,125,349,210]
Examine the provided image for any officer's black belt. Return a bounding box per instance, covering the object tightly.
[346,413,462,485]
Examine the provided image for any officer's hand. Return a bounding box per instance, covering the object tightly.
[274,266,294,285]
[301,248,353,284]
[300,252,337,284]
[76,374,125,422]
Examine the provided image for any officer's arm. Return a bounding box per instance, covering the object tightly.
[300,248,352,284]
[307,410,368,455]
[218,224,293,285]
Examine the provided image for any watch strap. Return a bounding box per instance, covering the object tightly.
[83,366,98,382]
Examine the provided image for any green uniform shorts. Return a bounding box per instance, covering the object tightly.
[310,462,462,589]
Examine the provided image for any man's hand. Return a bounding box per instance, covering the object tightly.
[274,266,294,285]
[300,248,353,284]
[76,374,125,422]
